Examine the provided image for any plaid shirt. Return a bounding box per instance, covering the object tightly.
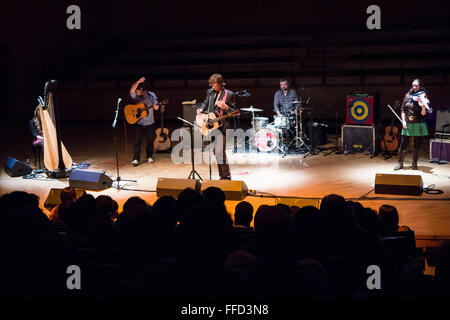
[273,89,299,115]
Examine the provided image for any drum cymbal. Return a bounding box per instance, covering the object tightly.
[241,106,263,112]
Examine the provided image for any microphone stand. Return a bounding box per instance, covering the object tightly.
[112,98,137,189]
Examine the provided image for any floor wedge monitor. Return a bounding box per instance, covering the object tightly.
[375,173,423,196]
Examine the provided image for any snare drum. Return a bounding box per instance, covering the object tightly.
[274,115,289,128]
[254,117,268,131]
[254,126,279,152]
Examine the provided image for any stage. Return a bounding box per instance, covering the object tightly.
[1,121,449,242]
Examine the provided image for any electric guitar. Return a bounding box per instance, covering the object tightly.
[195,110,240,136]
[154,104,171,152]
[381,100,400,153]
[124,99,169,124]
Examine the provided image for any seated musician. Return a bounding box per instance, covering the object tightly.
[196,73,236,180]
[30,105,44,150]
[274,78,299,117]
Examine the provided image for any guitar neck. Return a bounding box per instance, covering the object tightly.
[211,111,239,123]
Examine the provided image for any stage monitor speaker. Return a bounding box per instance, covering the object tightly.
[69,170,113,191]
[201,180,248,201]
[342,124,376,154]
[44,188,87,210]
[375,173,423,196]
[4,156,33,177]
[156,178,201,199]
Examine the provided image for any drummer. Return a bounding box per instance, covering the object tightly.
[274,78,299,117]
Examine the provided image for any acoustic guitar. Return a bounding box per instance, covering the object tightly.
[381,100,401,153]
[124,99,169,124]
[195,110,240,136]
[154,104,171,152]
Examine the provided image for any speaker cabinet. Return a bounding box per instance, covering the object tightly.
[44,188,87,210]
[375,173,423,196]
[201,180,248,201]
[69,170,113,191]
[4,156,33,177]
[156,178,201,198]
[342,124,376,154]
[182,102,199,127]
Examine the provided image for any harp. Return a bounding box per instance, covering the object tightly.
[38,80,72,178]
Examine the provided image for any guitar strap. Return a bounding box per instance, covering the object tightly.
[218,90,228,117]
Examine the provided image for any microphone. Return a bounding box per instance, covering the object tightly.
[117,97,122,104]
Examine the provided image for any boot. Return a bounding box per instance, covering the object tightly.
[394,149,406,170]
[412,149,419,170]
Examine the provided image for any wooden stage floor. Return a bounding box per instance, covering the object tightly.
[1,121,449,240]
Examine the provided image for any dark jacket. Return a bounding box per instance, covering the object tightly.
[200,88,236,131]
[401,90,429,124]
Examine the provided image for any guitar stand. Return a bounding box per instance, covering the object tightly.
[112,99,136,190]
[177,117,203,181]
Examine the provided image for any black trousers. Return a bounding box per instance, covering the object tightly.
[133,124,155,161]
[212,129,231,179]
[399,135,423,151]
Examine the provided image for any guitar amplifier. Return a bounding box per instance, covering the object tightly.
[434,132,450,140]
[182,101,200,126]
[342,124,376,154]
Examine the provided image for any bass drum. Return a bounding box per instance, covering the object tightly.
[254,126,279,152]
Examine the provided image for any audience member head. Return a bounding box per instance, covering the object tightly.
[378,204,400,233]
[116,200,154,253]
[152,195,177,231]
[254,204,269,222]
[320,194,353,233]
[95,195,115,221]
[65,194,97,236]
[175,188,203,223]
[177,202,233,265]
[202,187,226,205]
[234,201,254,228]
[254,205,294,263]
[293,206,321,259]
[361,207,382,236]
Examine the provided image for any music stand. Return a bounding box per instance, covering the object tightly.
[112,98,136,189]
[177,117,203,181]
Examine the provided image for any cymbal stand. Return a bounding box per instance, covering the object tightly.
[287,107,312,155]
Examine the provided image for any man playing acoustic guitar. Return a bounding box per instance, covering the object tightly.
[130,77,159,166]
[196,73,236,180]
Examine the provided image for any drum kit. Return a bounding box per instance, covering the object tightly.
[240,101,313,156]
